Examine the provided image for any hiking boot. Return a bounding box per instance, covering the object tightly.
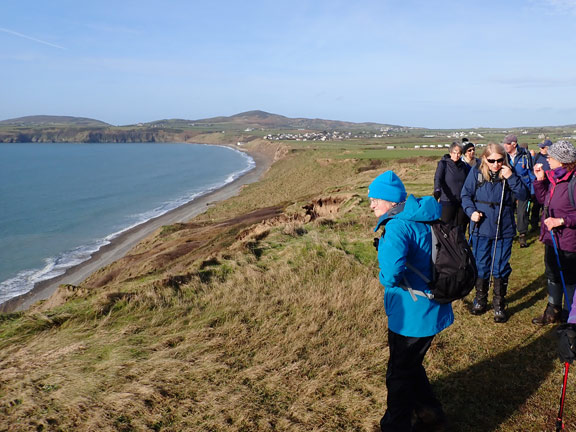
[519,234,528,248]
[412,406,447,432]
[493,278,508,323]
[532,303,562,325]
[471,278,489,315]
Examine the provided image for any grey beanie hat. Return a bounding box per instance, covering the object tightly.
[548,140,576,164]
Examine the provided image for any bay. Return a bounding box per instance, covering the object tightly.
[0,142,254,304]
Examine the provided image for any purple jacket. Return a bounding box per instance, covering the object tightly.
[533,169,576,253]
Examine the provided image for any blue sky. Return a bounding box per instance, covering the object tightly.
[2,0,576,128]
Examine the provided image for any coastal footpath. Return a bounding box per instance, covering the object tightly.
[0,140,562,431]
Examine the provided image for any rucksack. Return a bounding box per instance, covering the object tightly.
[403,221,477,304]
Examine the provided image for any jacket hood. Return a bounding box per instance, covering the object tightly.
[374,195,441,231]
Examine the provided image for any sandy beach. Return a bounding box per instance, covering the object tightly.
[0,144,275,313]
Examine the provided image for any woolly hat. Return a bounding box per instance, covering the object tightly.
[548,140,576,164]
[368,171,407,203]
[463,142,475,153]
[502,134,518,145]
[538,139,553,148]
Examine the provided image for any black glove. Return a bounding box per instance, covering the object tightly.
[557,324,576,364]
[373,237,380,251]
[433,190,441,201]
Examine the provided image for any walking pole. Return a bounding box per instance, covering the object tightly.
[548,215,572,431]
[556,362,570,431]
[468,221,477,246]
[550,229,571,311]
[488,179,507,289]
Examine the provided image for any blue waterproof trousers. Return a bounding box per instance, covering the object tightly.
[469,235,513,280]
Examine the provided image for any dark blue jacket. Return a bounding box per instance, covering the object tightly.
[507,146,535,194]
[461,167,529,238]
[534,152,551,172]
[434,155,471,204]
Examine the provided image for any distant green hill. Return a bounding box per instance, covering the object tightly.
[144,110,402,131]
[0,115,111,127]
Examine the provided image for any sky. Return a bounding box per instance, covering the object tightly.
[2,0,576,129]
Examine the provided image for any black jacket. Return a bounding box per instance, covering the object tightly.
[434,155,471,204]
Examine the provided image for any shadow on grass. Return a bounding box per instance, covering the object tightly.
[507,273,547,318]
[434,327,557,431]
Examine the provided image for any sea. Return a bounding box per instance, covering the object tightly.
[0,142,255,305]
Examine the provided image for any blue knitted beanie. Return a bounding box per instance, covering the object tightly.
[368,171,407,203]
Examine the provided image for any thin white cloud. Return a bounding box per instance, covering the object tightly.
[533,0,576,14]
[0,27,66,49]
[494,76,576,88]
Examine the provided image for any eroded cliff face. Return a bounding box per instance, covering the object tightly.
[0,127,181,143]
[34,191,361,313]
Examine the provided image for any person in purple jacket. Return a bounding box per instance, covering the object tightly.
[531,140,576,326]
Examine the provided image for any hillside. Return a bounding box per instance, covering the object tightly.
[2,111,576,144]
[0,115,111,127]
[0,139,569,431]
[144,110,402,131]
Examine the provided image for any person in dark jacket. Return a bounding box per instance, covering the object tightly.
[369,171,453,432]
[530,139,552,232]
[461,143,530,322]
[502,134,535,248]
[531,140,576,325]
[461,141,480,168]
[433,142,470,231]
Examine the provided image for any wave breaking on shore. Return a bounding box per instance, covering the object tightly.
[0,148,255,305]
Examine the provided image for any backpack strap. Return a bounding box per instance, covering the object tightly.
[569,174,576,209]
[400,273,435,302]
[400,222,436,302]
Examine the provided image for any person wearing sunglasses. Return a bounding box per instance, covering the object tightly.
[461,141,480,168]
[530,139,552,232]
[461,143,529,322]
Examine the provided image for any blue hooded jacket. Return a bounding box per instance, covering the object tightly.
[374,195,454,337]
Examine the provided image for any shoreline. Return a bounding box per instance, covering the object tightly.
[0,143,275,314]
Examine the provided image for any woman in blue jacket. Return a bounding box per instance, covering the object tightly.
[369,171,453,431]
[461,143,529,322]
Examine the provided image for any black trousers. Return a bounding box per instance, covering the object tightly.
[545,244,576,285]
[380,330,444,432]
[530,198,542,230]
[516,199,530,235]
[440,202,468,232]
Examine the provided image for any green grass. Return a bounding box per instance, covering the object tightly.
[0,143,571,431]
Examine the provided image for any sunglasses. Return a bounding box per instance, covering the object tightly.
[487,158,504,164]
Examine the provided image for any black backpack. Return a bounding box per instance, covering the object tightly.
[404,221,477,304]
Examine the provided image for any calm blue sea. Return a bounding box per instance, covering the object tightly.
[0,142,254,304]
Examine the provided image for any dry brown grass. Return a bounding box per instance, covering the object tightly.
[0,146,572,431]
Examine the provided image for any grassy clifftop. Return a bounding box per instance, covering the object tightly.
[0,141,568,431]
